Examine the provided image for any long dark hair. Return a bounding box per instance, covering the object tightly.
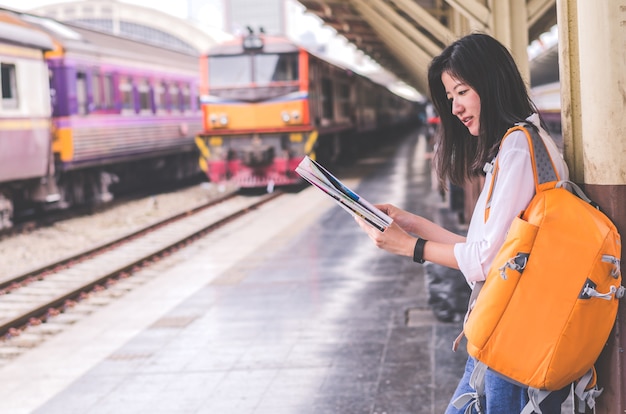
[428,33,539,186]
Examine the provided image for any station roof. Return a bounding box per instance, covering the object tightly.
[30,0,228,55]
[298,0,558,95]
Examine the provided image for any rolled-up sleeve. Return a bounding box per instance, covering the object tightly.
[453,132,536,283]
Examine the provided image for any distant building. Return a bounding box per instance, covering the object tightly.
[31,0,226,54]
[188,0,286,36]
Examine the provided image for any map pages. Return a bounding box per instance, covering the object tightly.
[295,156,392,232]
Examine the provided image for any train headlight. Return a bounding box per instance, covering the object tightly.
[291,111,301,122]
[209,113,228,128]
[281,111,291,123]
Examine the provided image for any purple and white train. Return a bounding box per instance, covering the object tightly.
[0,8,202,229]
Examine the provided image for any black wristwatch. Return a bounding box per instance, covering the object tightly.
[413,238,427,263]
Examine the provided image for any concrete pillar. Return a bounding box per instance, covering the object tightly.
[557,0,626,411]
[491,0,530,85]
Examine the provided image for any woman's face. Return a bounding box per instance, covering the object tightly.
[442,71,481,136]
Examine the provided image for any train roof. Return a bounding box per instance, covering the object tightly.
[0,9,54,51]
[19,12,199,68]
[70,24,199,66]
[530,42,559,87]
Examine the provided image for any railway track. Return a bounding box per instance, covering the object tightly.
[0,190,283,360]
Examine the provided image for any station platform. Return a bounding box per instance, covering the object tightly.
[0,128,471,414]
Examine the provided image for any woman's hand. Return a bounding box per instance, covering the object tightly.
[354,216,416,258]
[354,204,464,269]
[375,203,466,245]
[375,204,419,234]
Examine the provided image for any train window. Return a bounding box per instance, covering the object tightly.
[120,77,134,112]
[181,83,191,112]
[76,71,88,115]
[92,71,102,109]
[321,78,334,119]
[138,79,151,113]
[169,84,181,112]
[209,55,251,87]
[362,84,376,106]
[48,68,57,110]
[0,63,18,109]
[154,82,166,112]
[337,83,351,119]
[255,53,298,85]
[102,74,114,109]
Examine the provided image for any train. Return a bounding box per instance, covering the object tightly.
[0,8,202,229]
[530,81,561,136]
[194,30,420,190]
[529,41,562,141]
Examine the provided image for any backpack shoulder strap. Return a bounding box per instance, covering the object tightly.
[483,123,560,222]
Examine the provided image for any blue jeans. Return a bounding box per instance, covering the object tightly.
[445,357,571,414]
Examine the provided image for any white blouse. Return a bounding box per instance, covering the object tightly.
[453,114,569,284]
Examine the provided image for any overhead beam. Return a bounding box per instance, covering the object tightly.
[445,0,490,30]
[349,0,432,68]
[352,0,432,65]
[297,0,558,97]
[299,0,413,81]
[526,0,555,28]
[350,0,431,94]
[388,0,455,46]
[361,0,442,58]
[491,0,530,82]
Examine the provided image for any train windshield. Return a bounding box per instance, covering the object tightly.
[209,55,251,88]
[209,52,298,88]
[255,53,299,85]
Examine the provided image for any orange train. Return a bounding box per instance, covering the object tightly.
[195,31,420,190]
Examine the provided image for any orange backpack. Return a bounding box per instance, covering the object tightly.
[453,124,623,413]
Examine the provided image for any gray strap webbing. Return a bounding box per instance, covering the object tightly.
[521,388,552,414]
[556,180,592,203]
[523,124,558,184]
[522,368,600,414]
[469,360,488,395]
[574,368,603,413]
[483,123,558,223]
[451,360,488,414]
[466,281,484,320]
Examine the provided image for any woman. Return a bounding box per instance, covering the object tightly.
[354,33,570,413]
